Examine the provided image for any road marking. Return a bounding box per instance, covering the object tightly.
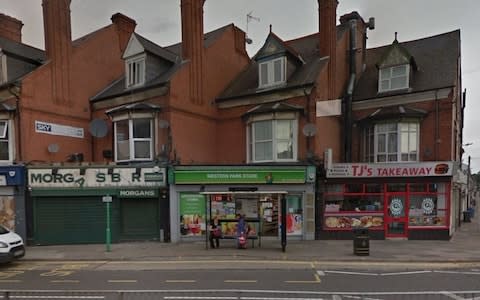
[316,270,325,276]
[323,270,378,276]
[166,280,197,283]
[50,280,80,283]
[40,270,74,277]
[381,270,432,276]
[0,270,24,279]
[2,296,105,299]
[435,270,480,275]
[224,280,258,283]
[0,279,22,283]
[165,297,237,300]
[440,291,467,300]
[108,280,138,283]
[285,273,321,284]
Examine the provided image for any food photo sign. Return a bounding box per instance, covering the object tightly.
[324,215,384,230]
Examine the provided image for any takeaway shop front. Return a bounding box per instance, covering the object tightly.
[27,165,168,245]
[319,162,453,240]
[169,166,316,243]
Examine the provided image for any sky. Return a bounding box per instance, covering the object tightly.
[1,0,479,171]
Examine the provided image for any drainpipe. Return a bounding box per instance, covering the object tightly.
[435,90,439,160]
[344,20,357,162]
[7,83,22,162]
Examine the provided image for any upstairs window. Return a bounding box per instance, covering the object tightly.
[0,120,12,162]
[247,119,297,163]
[114,118,153,162]
[364,122,418,163]
[259,56,286,88]
[0,54,7,84]
[379,65,409,93]
[125,55,146,88]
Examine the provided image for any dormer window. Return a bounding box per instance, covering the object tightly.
[126,55,146,88]
[379,64,409,93]
[259,56,286,88]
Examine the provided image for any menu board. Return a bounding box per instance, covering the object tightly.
[324,215,383,230]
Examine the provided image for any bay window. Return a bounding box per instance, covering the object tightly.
[114,118,153,162]
[364,122,419,163]
[248,119,297,163]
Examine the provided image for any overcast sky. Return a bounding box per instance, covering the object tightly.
[1,0,479,171]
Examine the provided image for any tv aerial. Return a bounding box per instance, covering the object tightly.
[246,11,260,44]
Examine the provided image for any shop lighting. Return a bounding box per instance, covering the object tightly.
[228,187,258,192]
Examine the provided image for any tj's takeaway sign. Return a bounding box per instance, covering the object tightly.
[326,162,453,178]
[28,167,165,188]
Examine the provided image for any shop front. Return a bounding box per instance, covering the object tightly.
[319,162,453,240]
[0,165,26,239]
[27,165,168,245]
[169,165,316,243]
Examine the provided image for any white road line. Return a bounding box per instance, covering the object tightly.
[323,270,378,276]
[316,270,325,276]
[380,270,432,276]
[164,297,237,300]
[441,291,467,300]
[435,270,480,275]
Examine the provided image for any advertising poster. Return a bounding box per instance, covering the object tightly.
[180,193,206,236]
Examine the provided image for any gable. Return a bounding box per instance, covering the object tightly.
[377,41,413,69]
[256,36,287,61]
[123,34,145,59]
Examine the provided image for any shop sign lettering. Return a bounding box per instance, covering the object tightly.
[28,168,166,188]
[327,162,453,178]
[119,190,157,198]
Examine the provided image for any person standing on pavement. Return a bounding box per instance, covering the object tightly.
[209,216,221,248]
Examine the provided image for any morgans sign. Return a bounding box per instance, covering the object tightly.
[28,167,166,188]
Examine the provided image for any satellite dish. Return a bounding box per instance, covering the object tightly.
[158,120,170,129]
[47,143,59,153]
[302,123,317,137]
[89,119,108,138]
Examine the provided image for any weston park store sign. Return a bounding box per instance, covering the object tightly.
[28,167,166,188]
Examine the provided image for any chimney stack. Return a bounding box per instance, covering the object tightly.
[181,0,205,105]
[42,0,72,104]
[111,13,137,53]
[0,13,23,43]
[318,0,338,99]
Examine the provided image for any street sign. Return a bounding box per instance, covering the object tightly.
[102,195,112,203]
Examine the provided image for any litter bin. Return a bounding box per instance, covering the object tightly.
[353,228,369,256]
[463,210,471,222]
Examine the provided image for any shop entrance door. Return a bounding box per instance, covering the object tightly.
[385,194,408,238]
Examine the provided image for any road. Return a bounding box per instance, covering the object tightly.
[0,260,480,299]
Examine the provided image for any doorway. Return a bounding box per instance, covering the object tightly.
[384,193,408,238]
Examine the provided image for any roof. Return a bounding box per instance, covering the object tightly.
[0,36,44,64]
[242,102,305,119]
[357,105,427,123]
[91,25,232,103]
[105,102,161,115]
[217,24,348,102]
[353,30,460,101]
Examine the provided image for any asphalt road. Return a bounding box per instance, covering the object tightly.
[1,260,480,299]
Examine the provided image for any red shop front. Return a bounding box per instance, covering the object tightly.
[319,162,453,240]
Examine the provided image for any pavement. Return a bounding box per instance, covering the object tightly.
[22,207,480,264]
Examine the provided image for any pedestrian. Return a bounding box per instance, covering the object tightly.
[236,213,247,249]
[209,216,221,248]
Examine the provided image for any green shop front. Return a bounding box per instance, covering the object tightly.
[27,165,168,245]
[169,166,316,243]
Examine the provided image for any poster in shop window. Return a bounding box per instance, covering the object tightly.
[180,193,206,236]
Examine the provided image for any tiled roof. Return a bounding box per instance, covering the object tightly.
[353,30,460,101]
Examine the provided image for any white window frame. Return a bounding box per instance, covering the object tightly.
[114,118,154,162]
[0,120,13,163]
[258,56,286,89]
[378,64,409,93]
[125,54,146,88]
[364,122,419,163]
[247,118,298,163]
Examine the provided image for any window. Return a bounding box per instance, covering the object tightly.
[258,57,286,88]
[114,118,153,162]
[364,122,418,163]
[379,64,409,92]
[248,119,297,162]
[0,53,7,84]
[0,120,11,162]
[125,56,145,88]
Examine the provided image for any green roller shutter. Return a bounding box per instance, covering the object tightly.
[120,198,159,240]
[34,196,119,245]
